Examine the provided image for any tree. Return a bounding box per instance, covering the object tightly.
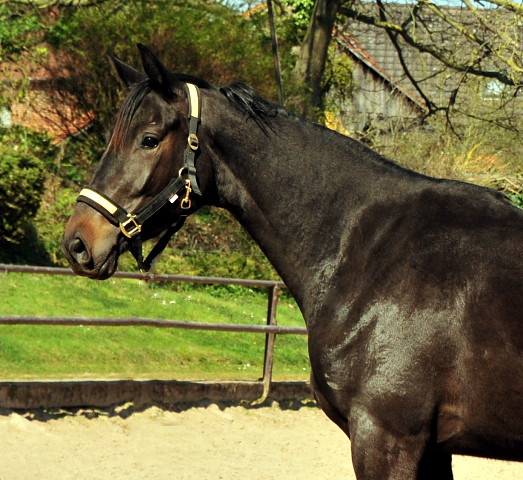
[292,0,344,117]
[292,0,523,129]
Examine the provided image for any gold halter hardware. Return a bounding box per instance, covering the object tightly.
[181,179,192,209]
[188,133,199,151]
[120,213,142,238]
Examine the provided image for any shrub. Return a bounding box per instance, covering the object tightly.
[0,147,45,243]
[0,127,54,244]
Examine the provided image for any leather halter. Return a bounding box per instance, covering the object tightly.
[76,83,202,273]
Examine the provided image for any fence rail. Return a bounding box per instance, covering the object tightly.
[0,263,286,288]
[0,264,307,400]
[0,315,307,334]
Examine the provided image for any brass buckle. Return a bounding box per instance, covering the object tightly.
[188,133,199,151]
[120,214,142,238]
[181,179,192,210]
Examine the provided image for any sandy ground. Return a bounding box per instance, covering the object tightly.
[1,401,522,480]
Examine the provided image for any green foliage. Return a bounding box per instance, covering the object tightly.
[278,0,315,44]
[0,149,45,243]
[31,183,78,264]
[0,4,50,115]
[0,127,54,244]
[0,151,44,243]
[320,44,354,118]
[152,249,278,280]
[0,3,44,60]
[509,193,523,209]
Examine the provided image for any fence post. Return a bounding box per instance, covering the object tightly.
[260,285,279,402]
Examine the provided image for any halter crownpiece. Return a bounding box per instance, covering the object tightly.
[183,83,202,196]
[76,82,202,272]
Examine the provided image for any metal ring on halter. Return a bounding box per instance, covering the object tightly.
[188,133,199,151]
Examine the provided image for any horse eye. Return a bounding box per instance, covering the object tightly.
[142,136,160,149]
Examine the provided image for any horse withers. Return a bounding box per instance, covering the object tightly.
[62,45,523,479]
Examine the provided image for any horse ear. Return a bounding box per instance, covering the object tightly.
[137,43,181,98]
[106,51,145,87]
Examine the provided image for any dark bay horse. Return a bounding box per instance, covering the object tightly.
[62,45,523,479]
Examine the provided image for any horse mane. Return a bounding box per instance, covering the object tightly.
[220,82,280,134]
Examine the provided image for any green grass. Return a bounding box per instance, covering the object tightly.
[0,272,309,381]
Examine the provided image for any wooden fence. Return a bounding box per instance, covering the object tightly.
[0,264,307,400]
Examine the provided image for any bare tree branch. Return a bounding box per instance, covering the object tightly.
[340,4,522,86]
[477,0,523,16]
[375,1,435,113]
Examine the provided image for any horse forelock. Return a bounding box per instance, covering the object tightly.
[107,79,153,153]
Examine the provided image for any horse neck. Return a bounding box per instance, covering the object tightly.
[205,99,408,314]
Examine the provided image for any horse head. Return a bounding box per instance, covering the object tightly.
[62,45,217,279]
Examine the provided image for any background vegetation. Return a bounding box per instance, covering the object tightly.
[1,0,523,277]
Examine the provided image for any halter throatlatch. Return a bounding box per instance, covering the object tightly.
[76,83,202,273]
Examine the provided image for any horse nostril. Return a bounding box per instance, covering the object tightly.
[70,237,85,254]
[70,236,92,267]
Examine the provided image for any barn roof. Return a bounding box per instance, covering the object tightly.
[334,27,425,110]
[337,2,518,109]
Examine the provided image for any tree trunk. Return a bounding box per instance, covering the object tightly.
[293,0,344,118]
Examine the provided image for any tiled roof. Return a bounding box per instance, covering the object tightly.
[337,2,518,106]
[334,27,425,109]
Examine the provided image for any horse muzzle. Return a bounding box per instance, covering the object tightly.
[61,203,122,280]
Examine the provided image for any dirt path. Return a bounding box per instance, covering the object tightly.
[1,401,522,479]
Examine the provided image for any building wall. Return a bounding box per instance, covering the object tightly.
[339,61,422,134]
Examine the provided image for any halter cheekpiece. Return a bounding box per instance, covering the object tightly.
[76,83,202,273]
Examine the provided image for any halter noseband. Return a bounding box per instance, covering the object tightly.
[76,83,202,273]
